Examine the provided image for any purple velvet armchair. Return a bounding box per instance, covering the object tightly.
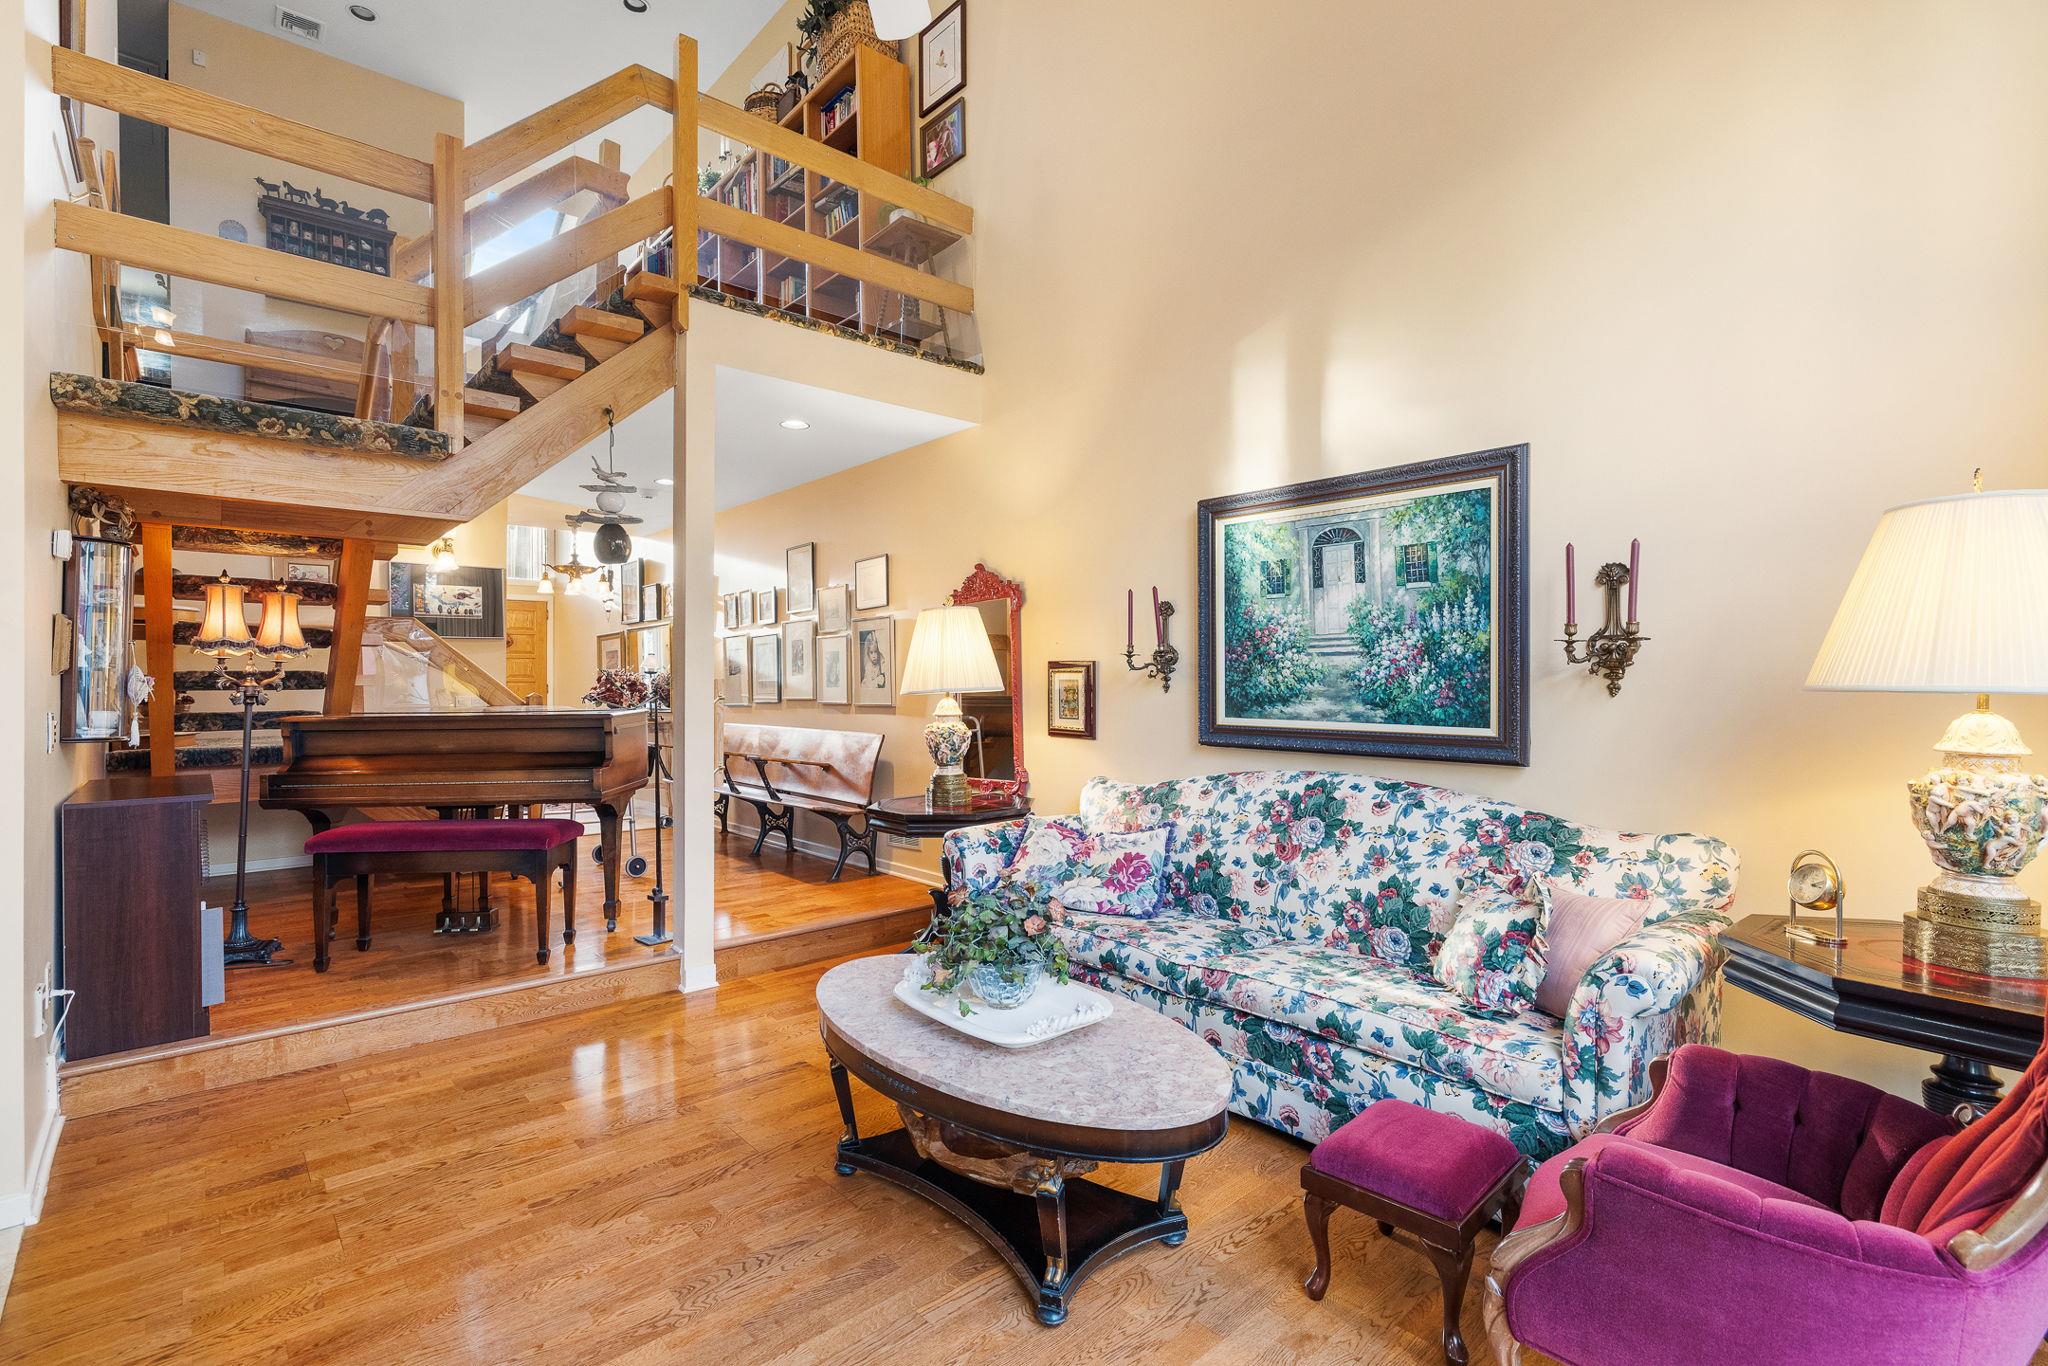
[1484,1043,2048,1365]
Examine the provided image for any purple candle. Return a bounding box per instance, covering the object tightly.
[1126,588,1134,654]
[1627,538,1640,622]
[1565,543,1576,630]
[1152,586,1163,646]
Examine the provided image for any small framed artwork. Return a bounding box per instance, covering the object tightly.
[786,541,816,615]
[273,558,333,585]
[853,554,889,610]
[817,633,851,705]
[751,631,783,704]
[722,633,749,704]
[817,582,851,633]
[1046,660,1097,739]
[635,623,670,674]
[621,559,643,624]
[733,591,753,629]
[755,588,778,625]
[921,97,966,178]
[641,584,661,623]
[853,616,894,706]
[783,619,816,701]
[656,583,670,621]
[597,632,626,672]
[1196,443,1529,766]
[918,0,966,116]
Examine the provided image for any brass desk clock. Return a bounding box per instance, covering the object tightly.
[1786,849,1849,949]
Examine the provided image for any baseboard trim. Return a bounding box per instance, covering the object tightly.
[0,1096,64,1229]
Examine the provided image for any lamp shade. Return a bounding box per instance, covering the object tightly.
[255,587,308,659]
[1806,489,2048,694]
[869,0,931,39]
[193,573,254,658]
[900,604,1004,695]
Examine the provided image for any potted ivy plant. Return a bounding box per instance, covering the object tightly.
[910,880,1072,1013]
[796,0,890,79]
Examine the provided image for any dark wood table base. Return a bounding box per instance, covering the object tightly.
[829,1059,1191,1326]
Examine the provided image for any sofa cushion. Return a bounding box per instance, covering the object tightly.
[1531,884,1647,1016]
[1515,1132,1831,1230]
[1005,817,1172,917]
[1057,909,1281,997]
[1433,885,1546,1016]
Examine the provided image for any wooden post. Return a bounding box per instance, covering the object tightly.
[140,521,176,777]
[430,132,467,445]
[323,538,376,716]
[671,35,696,333]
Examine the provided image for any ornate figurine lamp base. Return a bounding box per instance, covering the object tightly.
[1902,701,2048,978]
[923,694,973,808]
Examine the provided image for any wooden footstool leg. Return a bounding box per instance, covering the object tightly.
[1422,1241,1476,1366]
[356,874,373,950]
[1302,1193,1335,1301]
[561,854,577,944]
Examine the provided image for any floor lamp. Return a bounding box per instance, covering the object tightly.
[195,572,308,967]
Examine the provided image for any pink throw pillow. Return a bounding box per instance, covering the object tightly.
[1534,886,1650,1017]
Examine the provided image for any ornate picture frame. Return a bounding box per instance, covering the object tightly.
[1196,444,1529,766]
[1046,660,1096,740]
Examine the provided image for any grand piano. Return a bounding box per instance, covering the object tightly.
[260,707,650,930]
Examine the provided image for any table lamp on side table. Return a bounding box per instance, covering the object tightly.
[195,572,309,967]
[1806,482,2048,977]
[900,604,1005,807]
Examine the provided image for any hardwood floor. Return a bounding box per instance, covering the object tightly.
[1,953,1520,1365]
[192,831,929,1039]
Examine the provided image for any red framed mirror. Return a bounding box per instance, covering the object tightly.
[949,563,1027,798]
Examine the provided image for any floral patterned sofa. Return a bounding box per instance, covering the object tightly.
[942,771,1739,1160]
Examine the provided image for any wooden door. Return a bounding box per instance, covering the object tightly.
[504,598,550,703]
[1314,542,1362,634]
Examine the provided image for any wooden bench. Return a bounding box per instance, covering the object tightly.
[304,817,583,971]
[714,723,883,881]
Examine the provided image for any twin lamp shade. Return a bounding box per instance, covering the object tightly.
[900,604,1004,698]
[194,572,309,663]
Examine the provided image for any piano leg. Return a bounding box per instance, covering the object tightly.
[597,803,624,932]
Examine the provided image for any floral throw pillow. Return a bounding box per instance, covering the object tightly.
[1003,817,1172,918]
[1431,885,1547,1016]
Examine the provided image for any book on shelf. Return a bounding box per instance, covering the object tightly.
[819,86,857,135]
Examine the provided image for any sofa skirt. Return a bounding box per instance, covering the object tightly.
[1074,965,1573,1161]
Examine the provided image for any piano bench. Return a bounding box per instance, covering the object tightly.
[304,819,584,972]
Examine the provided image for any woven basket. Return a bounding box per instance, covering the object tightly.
[817,1,895,76]
[744,85,782,120]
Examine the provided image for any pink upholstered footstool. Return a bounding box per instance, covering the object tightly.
[1301,1101,1525,1365]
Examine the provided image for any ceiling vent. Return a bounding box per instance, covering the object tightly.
[274,6,323,42]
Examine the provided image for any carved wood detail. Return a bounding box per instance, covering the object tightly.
[947,561,1027,798]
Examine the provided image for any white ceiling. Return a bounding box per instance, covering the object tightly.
[517,367,974,528]
[171,0,784,166]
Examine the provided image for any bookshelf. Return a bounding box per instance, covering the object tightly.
[701,45,932,340]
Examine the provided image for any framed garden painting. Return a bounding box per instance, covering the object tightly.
[1196,444,1528,766]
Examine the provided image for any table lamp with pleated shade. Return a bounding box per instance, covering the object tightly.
[1806,485,2048,976]
[901,604,1004,806]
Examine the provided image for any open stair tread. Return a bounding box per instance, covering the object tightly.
[561,305,645,343]
[500,343,586,379]
[463,388,523,419]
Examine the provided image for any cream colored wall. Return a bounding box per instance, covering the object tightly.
[711,0,2048,1100]
[507,493,676,705]
[159,4,461,397]
[5,0,119,1225]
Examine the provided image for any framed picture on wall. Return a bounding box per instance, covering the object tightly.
[853,554,889,610]
[272,558,333,585]
[1195,443,1529,766]
[722,633,750,704]
[1046,660,1097,739]
[621,559,643,624]
[755,588,778,625]
[817,633,851,705]
[853,616,894,706]
[786,542,816,615]
[733,591,753,629]
[641,584,661,623]
[920,98,966,179]
[817,582,851,633]
[918,0,966,115]
[751,632,783,704]
[597,632,626,673]
[783,619,816,700]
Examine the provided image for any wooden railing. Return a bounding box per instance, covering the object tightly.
[50,31,976,455]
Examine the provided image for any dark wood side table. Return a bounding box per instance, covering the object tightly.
[1721,914,2046,1115]
[865,793,1030,915]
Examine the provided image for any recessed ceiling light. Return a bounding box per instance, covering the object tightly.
[348,4,376,20]
[623,0,648,11]
[656,477,674,486]
[780,418,810,430]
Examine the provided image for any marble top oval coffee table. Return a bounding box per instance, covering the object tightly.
[817,955,1232,1325]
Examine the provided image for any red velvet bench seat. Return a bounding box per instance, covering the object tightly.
[304,818,584,972]
[1301,1100,1525,1365]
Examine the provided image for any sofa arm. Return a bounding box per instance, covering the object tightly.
[1497,1142,1984,1365]
[1559,910,1727,1136]
[940,817,1033,895]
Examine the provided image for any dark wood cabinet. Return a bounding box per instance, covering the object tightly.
[59,775,214,1060]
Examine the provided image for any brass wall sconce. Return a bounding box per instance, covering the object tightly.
[1124,587,1180,692]
[1559,540,1647,696]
